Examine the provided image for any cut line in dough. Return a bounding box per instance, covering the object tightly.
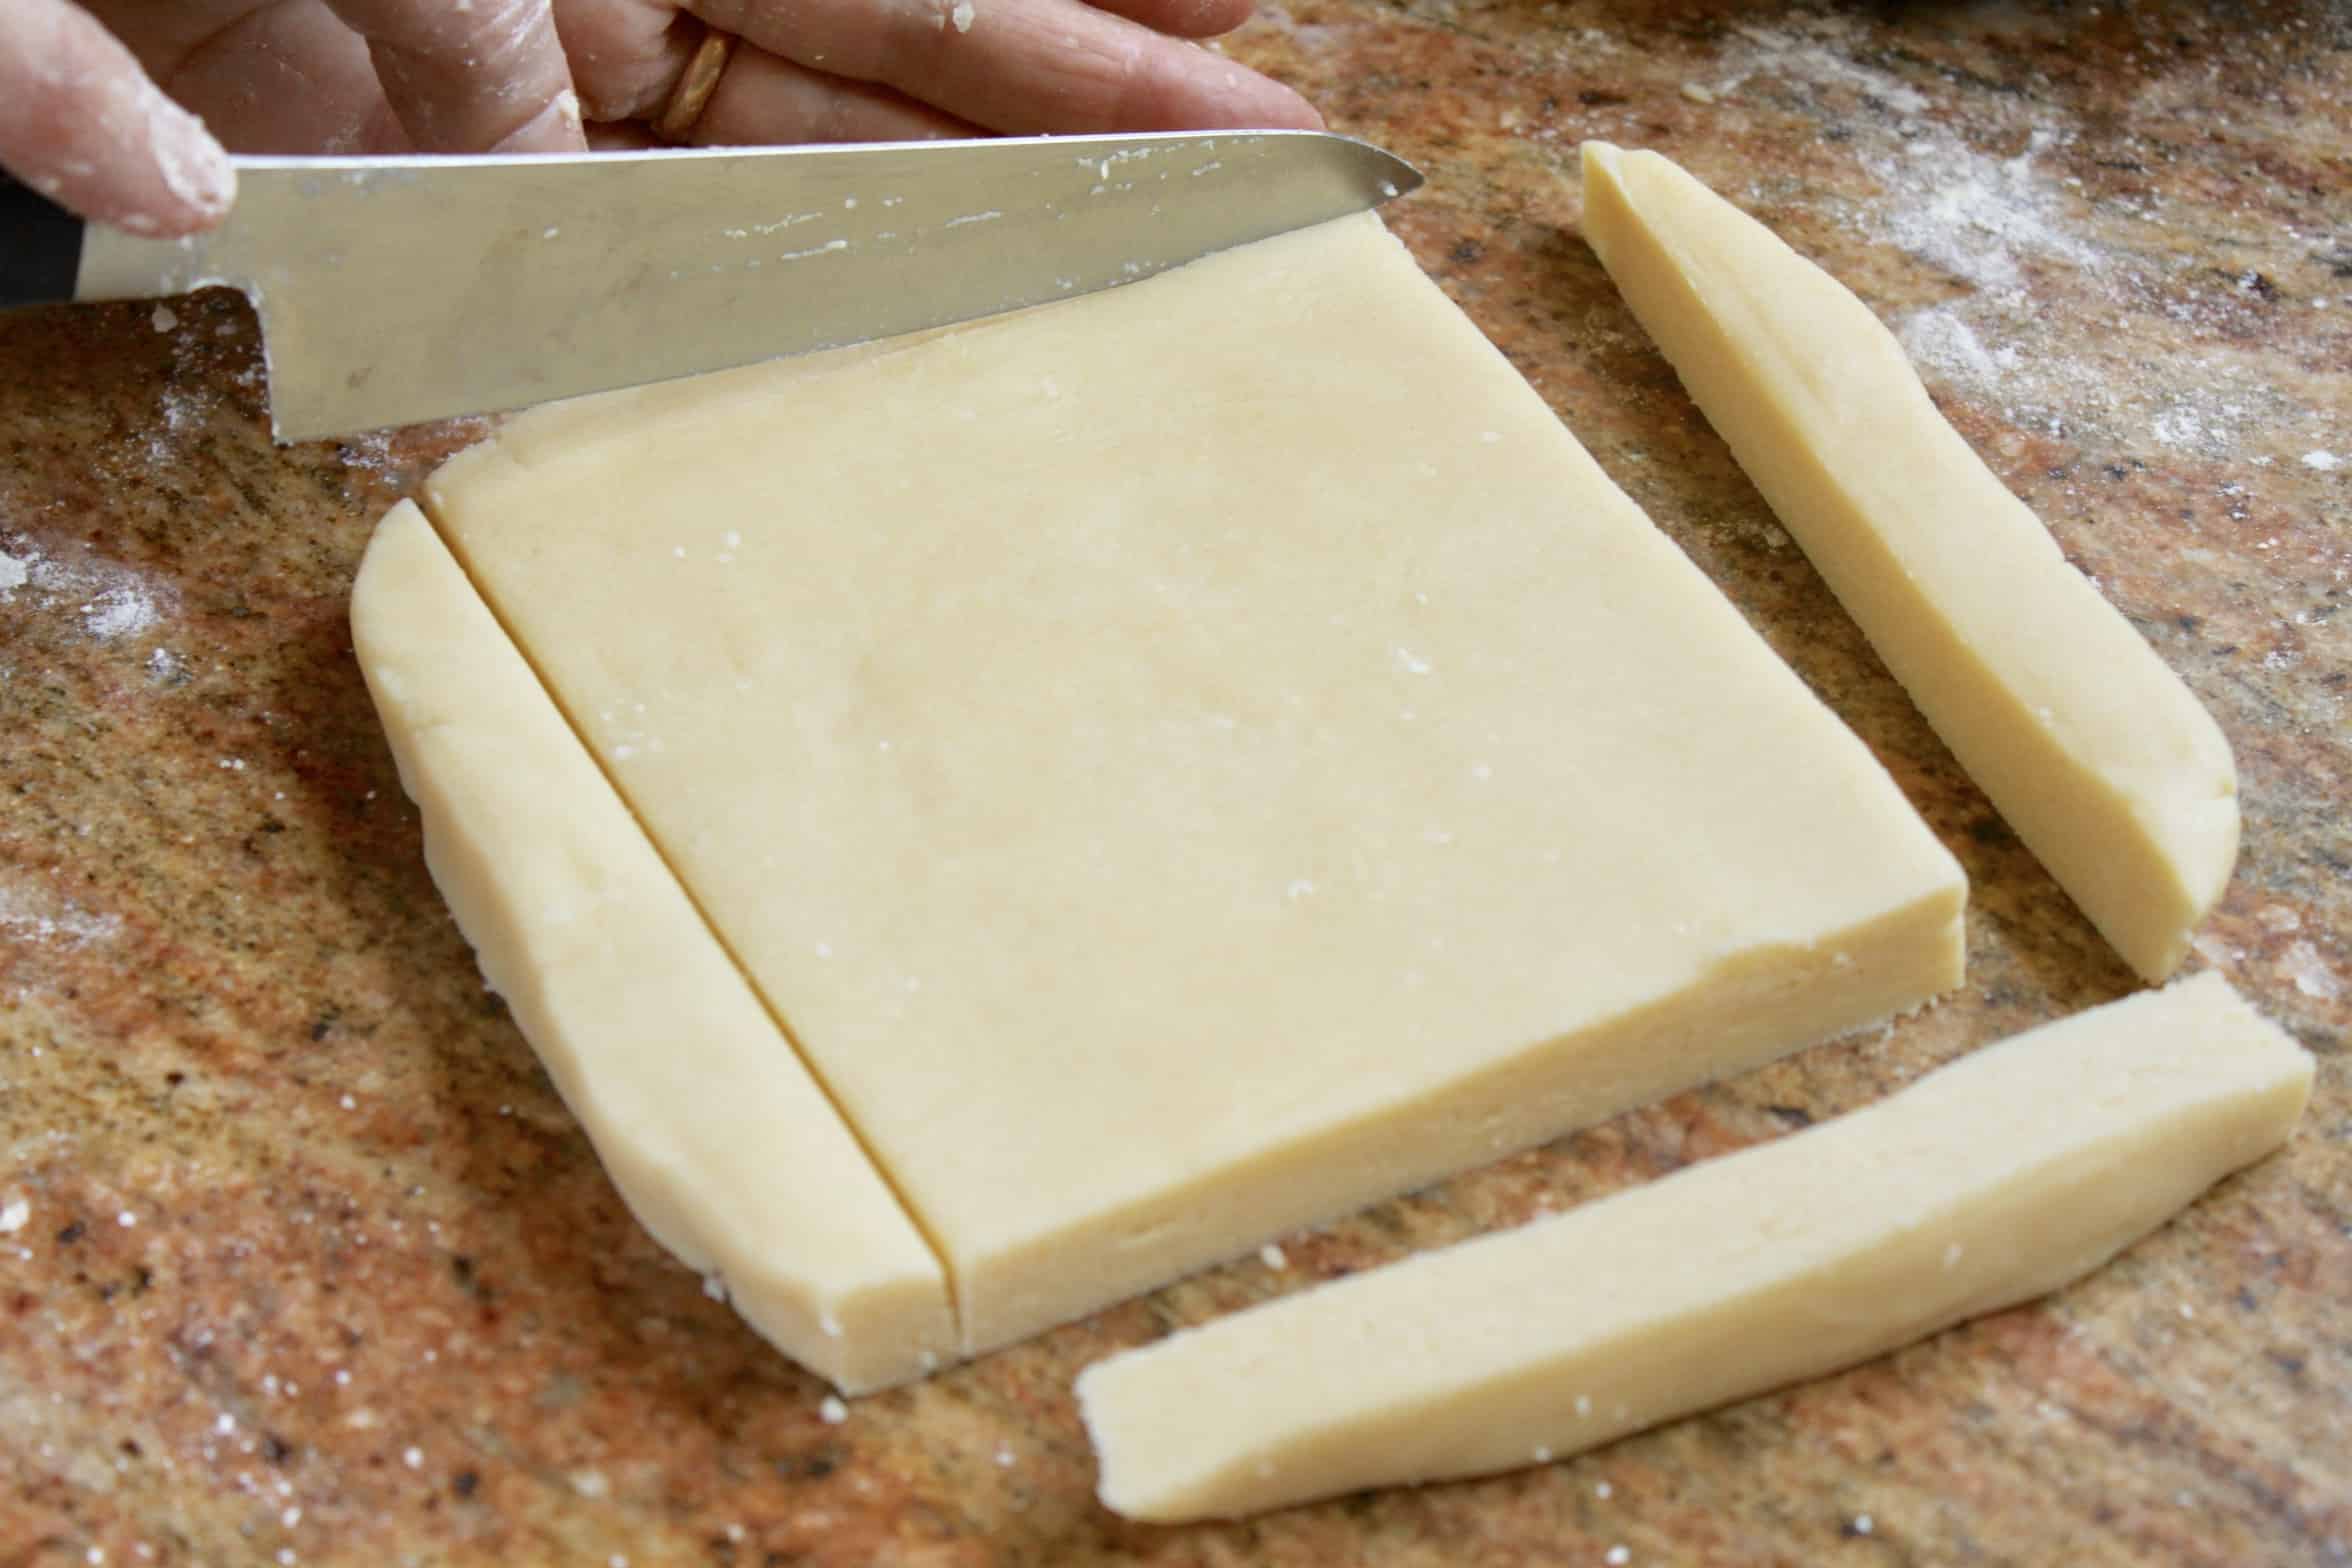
[353,503,956,1392]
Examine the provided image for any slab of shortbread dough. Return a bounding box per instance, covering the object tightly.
[1078,971,2310,1520]
[413,210,1966,1359]
[1580,143,2237,983]
[351,504,955,1393]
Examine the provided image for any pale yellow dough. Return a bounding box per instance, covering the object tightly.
[351,504,955,1392]
[1579,143,2237,983]
[403,210,1966,1361]
[1077,972,2310,1521]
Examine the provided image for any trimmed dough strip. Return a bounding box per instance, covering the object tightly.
[1580,142,2238,982]
[1078,972,2309,1521]
[353,504,957,1392]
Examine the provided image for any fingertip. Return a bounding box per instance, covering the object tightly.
[491,87,593,154]
[1160,0,1260,39]
[1191,61,1323,132]
[58,82,238,239]
[1087,0,1259,38]
[146,96,239,228]
[1263,82,1325,131]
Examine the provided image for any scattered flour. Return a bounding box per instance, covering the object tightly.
[2280,941,2342,1002]
[2304,450,2342,472]
[1867,128,2101,294]
[1248,2,1367,56]
[82,586,162,641]
[1688,16,2326,465]
[0,539,176,644]
[0,883,123,947]
[1898,308,2016,386]
[1710,24,1933,117]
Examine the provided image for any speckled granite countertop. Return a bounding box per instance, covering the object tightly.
[3,1,2347,1563]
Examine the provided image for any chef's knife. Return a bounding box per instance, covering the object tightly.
[0,131,1419,442]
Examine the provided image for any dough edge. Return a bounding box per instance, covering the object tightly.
[351,501,958,1393]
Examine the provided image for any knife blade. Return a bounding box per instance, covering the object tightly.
[1,132,1420,442]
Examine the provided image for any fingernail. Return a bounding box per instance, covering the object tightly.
[146,90,237,222]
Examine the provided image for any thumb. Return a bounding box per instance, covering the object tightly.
[0,0,236,237]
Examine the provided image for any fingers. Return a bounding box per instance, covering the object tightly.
[320,0,588,153]
[134,1,413,157]
[688,42,977,144]
[561,0,968,144]
[0,0,235,236]
[550,0,698,122]
[691,0,1321,136]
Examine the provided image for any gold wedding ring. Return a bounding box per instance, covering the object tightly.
[652,22,738,143]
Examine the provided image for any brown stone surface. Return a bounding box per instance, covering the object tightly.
[2,1,2347,1562]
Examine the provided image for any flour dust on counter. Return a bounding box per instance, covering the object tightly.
[1684,14,2334,471]
[363,207,1966,1381]
[1077,974,2311,1521]
[1581,143,2237,984]
[0,533,176,648]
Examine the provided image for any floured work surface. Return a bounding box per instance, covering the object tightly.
[367,211,1965,1370]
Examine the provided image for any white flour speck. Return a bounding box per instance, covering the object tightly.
[82,586,160,640]
[819,1395,848,1424]
[0,884,122,947]
[2303,450,2342,472]
[1899,307,2014,387]
[0,1197,28,1233]
[1870,128,2097,293]
[950,0,975,29]
[1260,1242,1287,1269]
[5,541,176,642]
[2280,941,2341,1001]
[1711,23,1931,116]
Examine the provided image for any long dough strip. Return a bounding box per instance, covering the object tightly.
[1077,972,2309,1521]
[353,504,957,1392]
[1580,143,2237,982]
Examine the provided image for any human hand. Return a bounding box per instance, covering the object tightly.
[0,0,1319,239]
